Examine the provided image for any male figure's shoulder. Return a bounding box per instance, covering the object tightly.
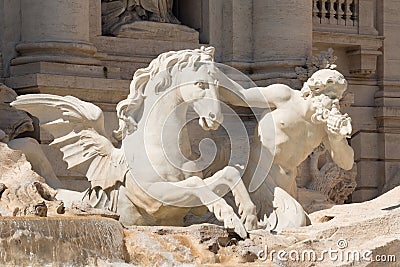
[260,83,294,104]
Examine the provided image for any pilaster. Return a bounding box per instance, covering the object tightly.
[251,0,313,87]
[374,0,400,194]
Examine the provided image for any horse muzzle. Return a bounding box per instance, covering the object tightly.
[199,116,221,131]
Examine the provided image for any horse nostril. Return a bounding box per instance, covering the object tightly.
[209,112,216,120]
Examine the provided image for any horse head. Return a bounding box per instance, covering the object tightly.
[175,61,223,131]
[113,46,225,140]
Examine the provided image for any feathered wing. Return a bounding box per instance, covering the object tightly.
[11,94,128,190]
[267,187,311,231]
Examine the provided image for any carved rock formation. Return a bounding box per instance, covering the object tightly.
[0,142,64,217]
[85,182,399,266]
[308,145,357,204]
[124,224,262,265]
[0,84,34,141]
[121,187,400,266]
[297,187,336,214]
[0,217,126,266]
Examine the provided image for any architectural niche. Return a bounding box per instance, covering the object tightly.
[101,0,180,35]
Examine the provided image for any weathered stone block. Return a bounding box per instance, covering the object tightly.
[375,89,400,107]
[356,161,385,188]
[346,106,376,133]
[384,133,400,160]
[348,84,379,107]
[382,161,400,192]
[10,62,121,80]
[5,73,130,109]
[351,132,383,161]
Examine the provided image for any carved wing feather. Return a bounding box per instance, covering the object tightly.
[11,94,127,189]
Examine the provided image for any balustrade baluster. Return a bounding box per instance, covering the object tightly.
[344,0,352,26]
[333,0,339,24]
[312,0,359,30]
[328,0,336,24]
[351,0,359,27]
[337,0,346,25]
[313,0,321,24]
[320,0,329,24]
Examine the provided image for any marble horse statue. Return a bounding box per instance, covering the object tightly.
[12,47,258,238]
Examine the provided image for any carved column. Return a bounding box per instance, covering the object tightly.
[252,0,313,87]
[11,0,100,66]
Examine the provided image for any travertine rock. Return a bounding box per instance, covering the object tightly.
[0,83,17,102]
[252,186,400,267]
[0,84,33,141]
[0,217,126,266]
[122,187,399,266]
[307,144,357,204]
[297,187,335,214]
[0,143,64,217]
[69,201,120,220]
[124,224,263,266]
[0,142,44,186]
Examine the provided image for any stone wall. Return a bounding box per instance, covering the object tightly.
[375,0,400,195]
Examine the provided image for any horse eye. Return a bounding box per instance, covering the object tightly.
[195,81,206,89]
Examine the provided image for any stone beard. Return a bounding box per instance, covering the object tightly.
[305,92,352,138]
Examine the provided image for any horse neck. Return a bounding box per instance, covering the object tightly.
[139,88,191,162]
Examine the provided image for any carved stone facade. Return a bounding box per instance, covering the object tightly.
[0,0,399,202]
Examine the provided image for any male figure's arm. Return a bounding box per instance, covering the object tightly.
[219,76,292,108]
[322,134,354,170]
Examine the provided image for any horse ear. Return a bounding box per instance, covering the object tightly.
[201,46,215,59]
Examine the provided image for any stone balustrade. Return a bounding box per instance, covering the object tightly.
[313,0,359,32]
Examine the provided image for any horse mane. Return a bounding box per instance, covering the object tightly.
[113,46,215,141]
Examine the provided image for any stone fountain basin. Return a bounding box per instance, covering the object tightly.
[0,216,127,266]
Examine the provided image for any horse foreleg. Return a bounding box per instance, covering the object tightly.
[202,166,258,231]
[145,176,247,238]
